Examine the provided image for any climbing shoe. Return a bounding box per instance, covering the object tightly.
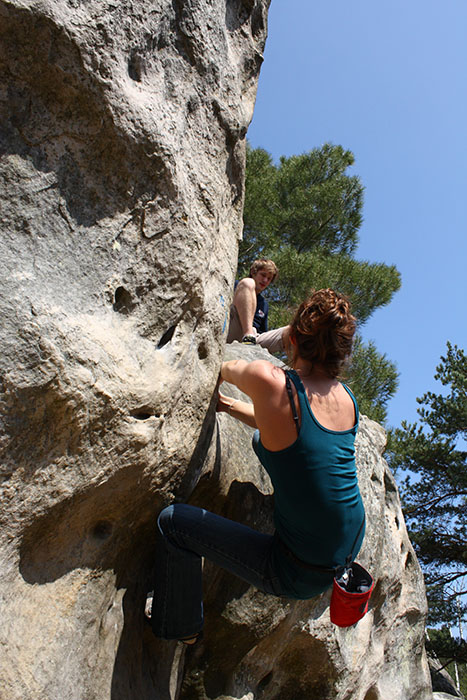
[241,334,256,344]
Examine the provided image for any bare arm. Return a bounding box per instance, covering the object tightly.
[220,359,298,451]
[220,359,273,398]
[220,359,250,390]
[216,391,257,429]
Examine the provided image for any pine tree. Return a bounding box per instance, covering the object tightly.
[242,142,401,422]
[386,343,467,627]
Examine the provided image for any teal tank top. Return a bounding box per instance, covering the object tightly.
[253,369,365,599]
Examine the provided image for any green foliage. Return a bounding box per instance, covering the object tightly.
[386,343,467,626]
[264,247,400,327]
[241,142,364,267]
[242,142,401,423]
[446,661,467,698]
[427,627,467,665]
[427,627,467,697]
[274,146,362,255]
[242,146,279,261]
[347,336,399,425]
[418,343,467,439]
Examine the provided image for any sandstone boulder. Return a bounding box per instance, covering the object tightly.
[430,657,465,699]
[0,1,435,698]
[0,1,270,698]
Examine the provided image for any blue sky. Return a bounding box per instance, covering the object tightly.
[247,0,467,429]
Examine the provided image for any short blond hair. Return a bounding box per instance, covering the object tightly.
[249,258,278,282]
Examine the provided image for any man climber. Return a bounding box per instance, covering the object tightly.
[226,258,289,354]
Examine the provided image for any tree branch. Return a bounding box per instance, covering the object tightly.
[404,490,467,514]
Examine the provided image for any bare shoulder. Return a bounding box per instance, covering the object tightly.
[245,362,288,409]
[221,358,282,399]
[336,382,356,404]
[308,380,357,431]
[244,360,281,385]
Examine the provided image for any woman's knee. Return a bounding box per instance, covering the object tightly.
[157,503,201,540]
[157,505,175,538]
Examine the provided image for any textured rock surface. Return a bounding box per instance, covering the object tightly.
[0,1,270,698]
[430,657,465,699]
[0,1,435,698]
[180,343,433,700]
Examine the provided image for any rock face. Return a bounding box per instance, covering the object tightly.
[0,1,270,698]
[182,343,433,700]
[0,1,434,699]
[430,657,465,699]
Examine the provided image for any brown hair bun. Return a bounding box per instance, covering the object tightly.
[290,288,356,378]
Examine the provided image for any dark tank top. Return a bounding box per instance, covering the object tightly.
[253,369,365,598]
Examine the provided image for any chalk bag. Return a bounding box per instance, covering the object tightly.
[330,562,374,628]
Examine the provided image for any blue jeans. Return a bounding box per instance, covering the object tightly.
[150,504,287,640]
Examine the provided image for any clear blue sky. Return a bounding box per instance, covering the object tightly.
[247,0,467,429]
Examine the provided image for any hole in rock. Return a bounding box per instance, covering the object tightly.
[91,520,114,541]
[113,286,135,314]
[251,6,265,38]
[384,471,397,493]
[187,96,198,113]
[389,581,403,600]
[157,324,176,348]
[198,341,208,360]
[237,4,251,24]
[131,409,159,420]
[406,607,423,626]
[128,52,143,81]
[363,687,380,700]
[257,671,273,693]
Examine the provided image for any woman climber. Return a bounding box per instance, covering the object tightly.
[146,288,365,644]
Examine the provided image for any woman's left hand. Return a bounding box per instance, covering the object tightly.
[216,391,233,414]
[216,389,257,428]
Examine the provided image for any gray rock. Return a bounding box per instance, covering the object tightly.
[0,1,270,698]
[0,0,434,698]
[430,656,464,698]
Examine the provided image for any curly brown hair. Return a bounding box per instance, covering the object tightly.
[290,289,356,378]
